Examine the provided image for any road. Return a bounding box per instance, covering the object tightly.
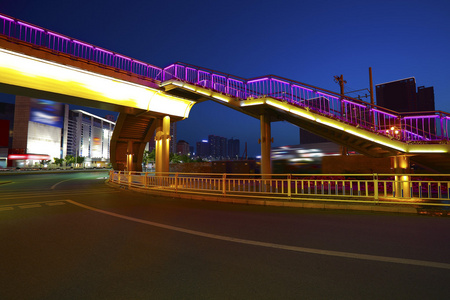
[1,172,450,299]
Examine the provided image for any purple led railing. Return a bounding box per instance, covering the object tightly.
[0,13,163,80]
[1,12,450,144]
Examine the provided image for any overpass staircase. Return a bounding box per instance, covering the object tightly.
[159,63,450,170]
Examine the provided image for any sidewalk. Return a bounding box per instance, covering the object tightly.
[107,181,421,215]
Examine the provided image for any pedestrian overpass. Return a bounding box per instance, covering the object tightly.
[1,12,450,174]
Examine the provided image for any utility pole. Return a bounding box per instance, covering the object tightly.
[334,74,348,156]
[369,67,374,106]
[334,74,347,97]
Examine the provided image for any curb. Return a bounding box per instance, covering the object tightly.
[106,181,418,215]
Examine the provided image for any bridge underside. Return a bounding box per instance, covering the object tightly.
[111,113,157,171]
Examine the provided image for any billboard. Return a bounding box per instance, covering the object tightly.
[27,122,61,159]
[30,99,64,128]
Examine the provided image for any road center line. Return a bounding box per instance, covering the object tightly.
[66,200,450,270]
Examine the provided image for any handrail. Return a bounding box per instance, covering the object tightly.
[109,170,450,209]
[1,12,449,144]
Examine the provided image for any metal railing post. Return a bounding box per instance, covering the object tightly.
[373,173,379,203]
[287,174,292,199]
[222,173,227,196]
[144,172,148,188]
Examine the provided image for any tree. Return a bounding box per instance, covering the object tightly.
[65,155,75,165]
[143,149,155,165]
[54,157,64,166]
[180,154,192,163]
[75,156,85,164]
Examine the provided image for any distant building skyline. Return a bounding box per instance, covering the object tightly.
[194,135,241,160]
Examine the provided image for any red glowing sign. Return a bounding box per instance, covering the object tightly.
[7,154,51,160]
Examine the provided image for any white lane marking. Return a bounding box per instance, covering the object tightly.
[0,200,70,208]
[66,200,450,270]
[51,178,76,190]
[46,202,66,206]
[18,204,41,209]
[0,207,13,211]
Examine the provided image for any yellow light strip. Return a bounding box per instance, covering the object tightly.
[0,48,194,118]
[316,118,344,130]
[184,85,196,91]
[344,128,406,152]
[344,129,374,141]
[197,90,211,96]
[289,108,316,121]
[212,95,229,102]
[241,101,265,107]
[409,149,448,153]
[267,99,288,110]
[373,139,406,152]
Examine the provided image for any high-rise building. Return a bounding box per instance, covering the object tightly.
[417,86,435,112]
[208,135,228,159]
[66,110,115,166]
[227,138,240,159]
[196,140,209,157]
[176,140,190,156]
[375,77,417,112]
[376,79,436,138]
[220,137,227,158]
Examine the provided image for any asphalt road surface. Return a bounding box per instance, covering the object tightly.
[1,172,450,299]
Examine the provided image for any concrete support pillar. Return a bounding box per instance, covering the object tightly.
[260,114,272,175]
[126,140,134,172]
[155,116,171,174]
[392,155,411,198]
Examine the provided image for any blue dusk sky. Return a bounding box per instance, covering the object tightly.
[2,0,450,157]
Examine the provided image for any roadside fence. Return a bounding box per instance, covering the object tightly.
[109,171,450,209]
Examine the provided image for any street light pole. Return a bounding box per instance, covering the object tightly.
[334,74,348,156]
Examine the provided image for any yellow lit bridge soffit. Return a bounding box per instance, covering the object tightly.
[161,80,450,155]
[0,48,194,119]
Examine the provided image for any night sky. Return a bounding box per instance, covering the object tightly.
[2,0,450,157]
